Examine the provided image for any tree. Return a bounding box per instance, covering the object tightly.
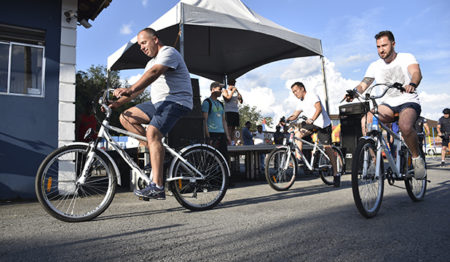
[75,65,150,139]
[238,104,273,132]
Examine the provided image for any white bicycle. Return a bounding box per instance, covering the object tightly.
[35,89,230,222]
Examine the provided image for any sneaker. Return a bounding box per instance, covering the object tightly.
[412,157,426,180]
[134,183,166,200]
[440,161,446,167]
[333,175,341,187]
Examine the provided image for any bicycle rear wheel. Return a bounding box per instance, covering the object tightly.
[404,147,427,201]
[265,147,297,191]
[351,139,384,218]
[168,145,229,211]
[319,146,345,185]
[35,144,116,222]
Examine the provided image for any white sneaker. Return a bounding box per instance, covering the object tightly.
[412,157,426,180]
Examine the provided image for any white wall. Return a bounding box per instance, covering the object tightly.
[59,0,78,147]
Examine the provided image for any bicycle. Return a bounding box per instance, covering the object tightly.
[346,83,428,218]
[35,89,230,222]
[265,116,345,191]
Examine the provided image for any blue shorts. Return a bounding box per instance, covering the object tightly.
[136,101,191,135]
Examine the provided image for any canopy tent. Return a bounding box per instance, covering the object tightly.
[107,0,324,82]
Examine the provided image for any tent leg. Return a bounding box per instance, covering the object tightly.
[320,56,330,113]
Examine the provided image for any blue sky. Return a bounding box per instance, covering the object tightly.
[77,0,450,123]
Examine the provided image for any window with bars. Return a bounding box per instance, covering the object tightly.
[0,24,46,97]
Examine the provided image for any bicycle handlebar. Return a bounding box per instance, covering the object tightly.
[344,82,411,102]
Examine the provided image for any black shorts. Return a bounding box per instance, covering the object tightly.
[225,112,240,127]
[381,102,421,117]
[443,136,450,148]
[301,124,332,145]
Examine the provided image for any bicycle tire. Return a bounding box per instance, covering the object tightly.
[168,145,229,211]
[319,146,345,185]
[265,147,297,191]
[404,147,427,201]
[351,139,384,218]
[35,144,116,222]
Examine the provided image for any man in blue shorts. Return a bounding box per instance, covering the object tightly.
[347,30,425,179]
[110,28,192,200]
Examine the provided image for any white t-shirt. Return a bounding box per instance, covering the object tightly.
[295,91,331,129]
[364,53,420,107]
[144,46,193,109]
[253,132,265,145]
[224,88,240,113]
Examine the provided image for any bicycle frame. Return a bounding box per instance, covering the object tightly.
[354,83,415,181]
[77,90,217,187]
[361,120,412,181]
[282,131,331,172]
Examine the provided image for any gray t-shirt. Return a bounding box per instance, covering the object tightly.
[144,46,193,109]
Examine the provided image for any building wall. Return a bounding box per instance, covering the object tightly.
[0,0,63,200]
[59,0,77,147]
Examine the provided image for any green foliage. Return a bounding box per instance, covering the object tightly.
[238,104,273,132]
[75,65,150,137]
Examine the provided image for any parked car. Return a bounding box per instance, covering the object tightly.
[425,145,442,156]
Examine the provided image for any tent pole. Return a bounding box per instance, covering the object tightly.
[320,55,330,113]
[179,3,185,58]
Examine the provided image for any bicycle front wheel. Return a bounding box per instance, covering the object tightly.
[35,144,116,222]
[265,147,297,191]
[318,146,345,185]
[168,145,229,211]
[351,139,384,218]
[404,147,427,201]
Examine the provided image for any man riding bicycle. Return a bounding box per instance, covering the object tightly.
[287,82,340,187]
[345,30,426,179]
[110,28,193,200]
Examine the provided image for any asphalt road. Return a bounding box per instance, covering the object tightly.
[1,159,449,262]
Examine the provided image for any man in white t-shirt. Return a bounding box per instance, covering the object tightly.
[111,28,192,200]
[347,30,426,180]
[287,82,340,187]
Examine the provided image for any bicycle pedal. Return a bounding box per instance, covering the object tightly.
[139,196,150,201]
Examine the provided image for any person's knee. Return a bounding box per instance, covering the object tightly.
[399,122,415,136]
[147,125,163,143]
[119,113,128,126]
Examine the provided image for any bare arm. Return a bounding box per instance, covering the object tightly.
[222,88,234,102]
[307,102,322,124]
[109,88,145,109]
[355,77,375,94]
[405,63,422,93]
[423,122,430,135]
[287,110,301,122]
[202,112,210,139]
[236,89,243,103]
[222,114,232,144]
[437,124,442,136]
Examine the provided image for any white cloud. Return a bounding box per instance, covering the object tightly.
[343,54,372,64]
[120,22,133,35]
[120,73,142,87]
[121,58,448,127]
[281,57,322,80]
[418,91,450,120]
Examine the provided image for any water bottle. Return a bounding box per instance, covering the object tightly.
[371,116,379,131]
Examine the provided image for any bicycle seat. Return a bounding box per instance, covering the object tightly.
[393,112,400,122]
